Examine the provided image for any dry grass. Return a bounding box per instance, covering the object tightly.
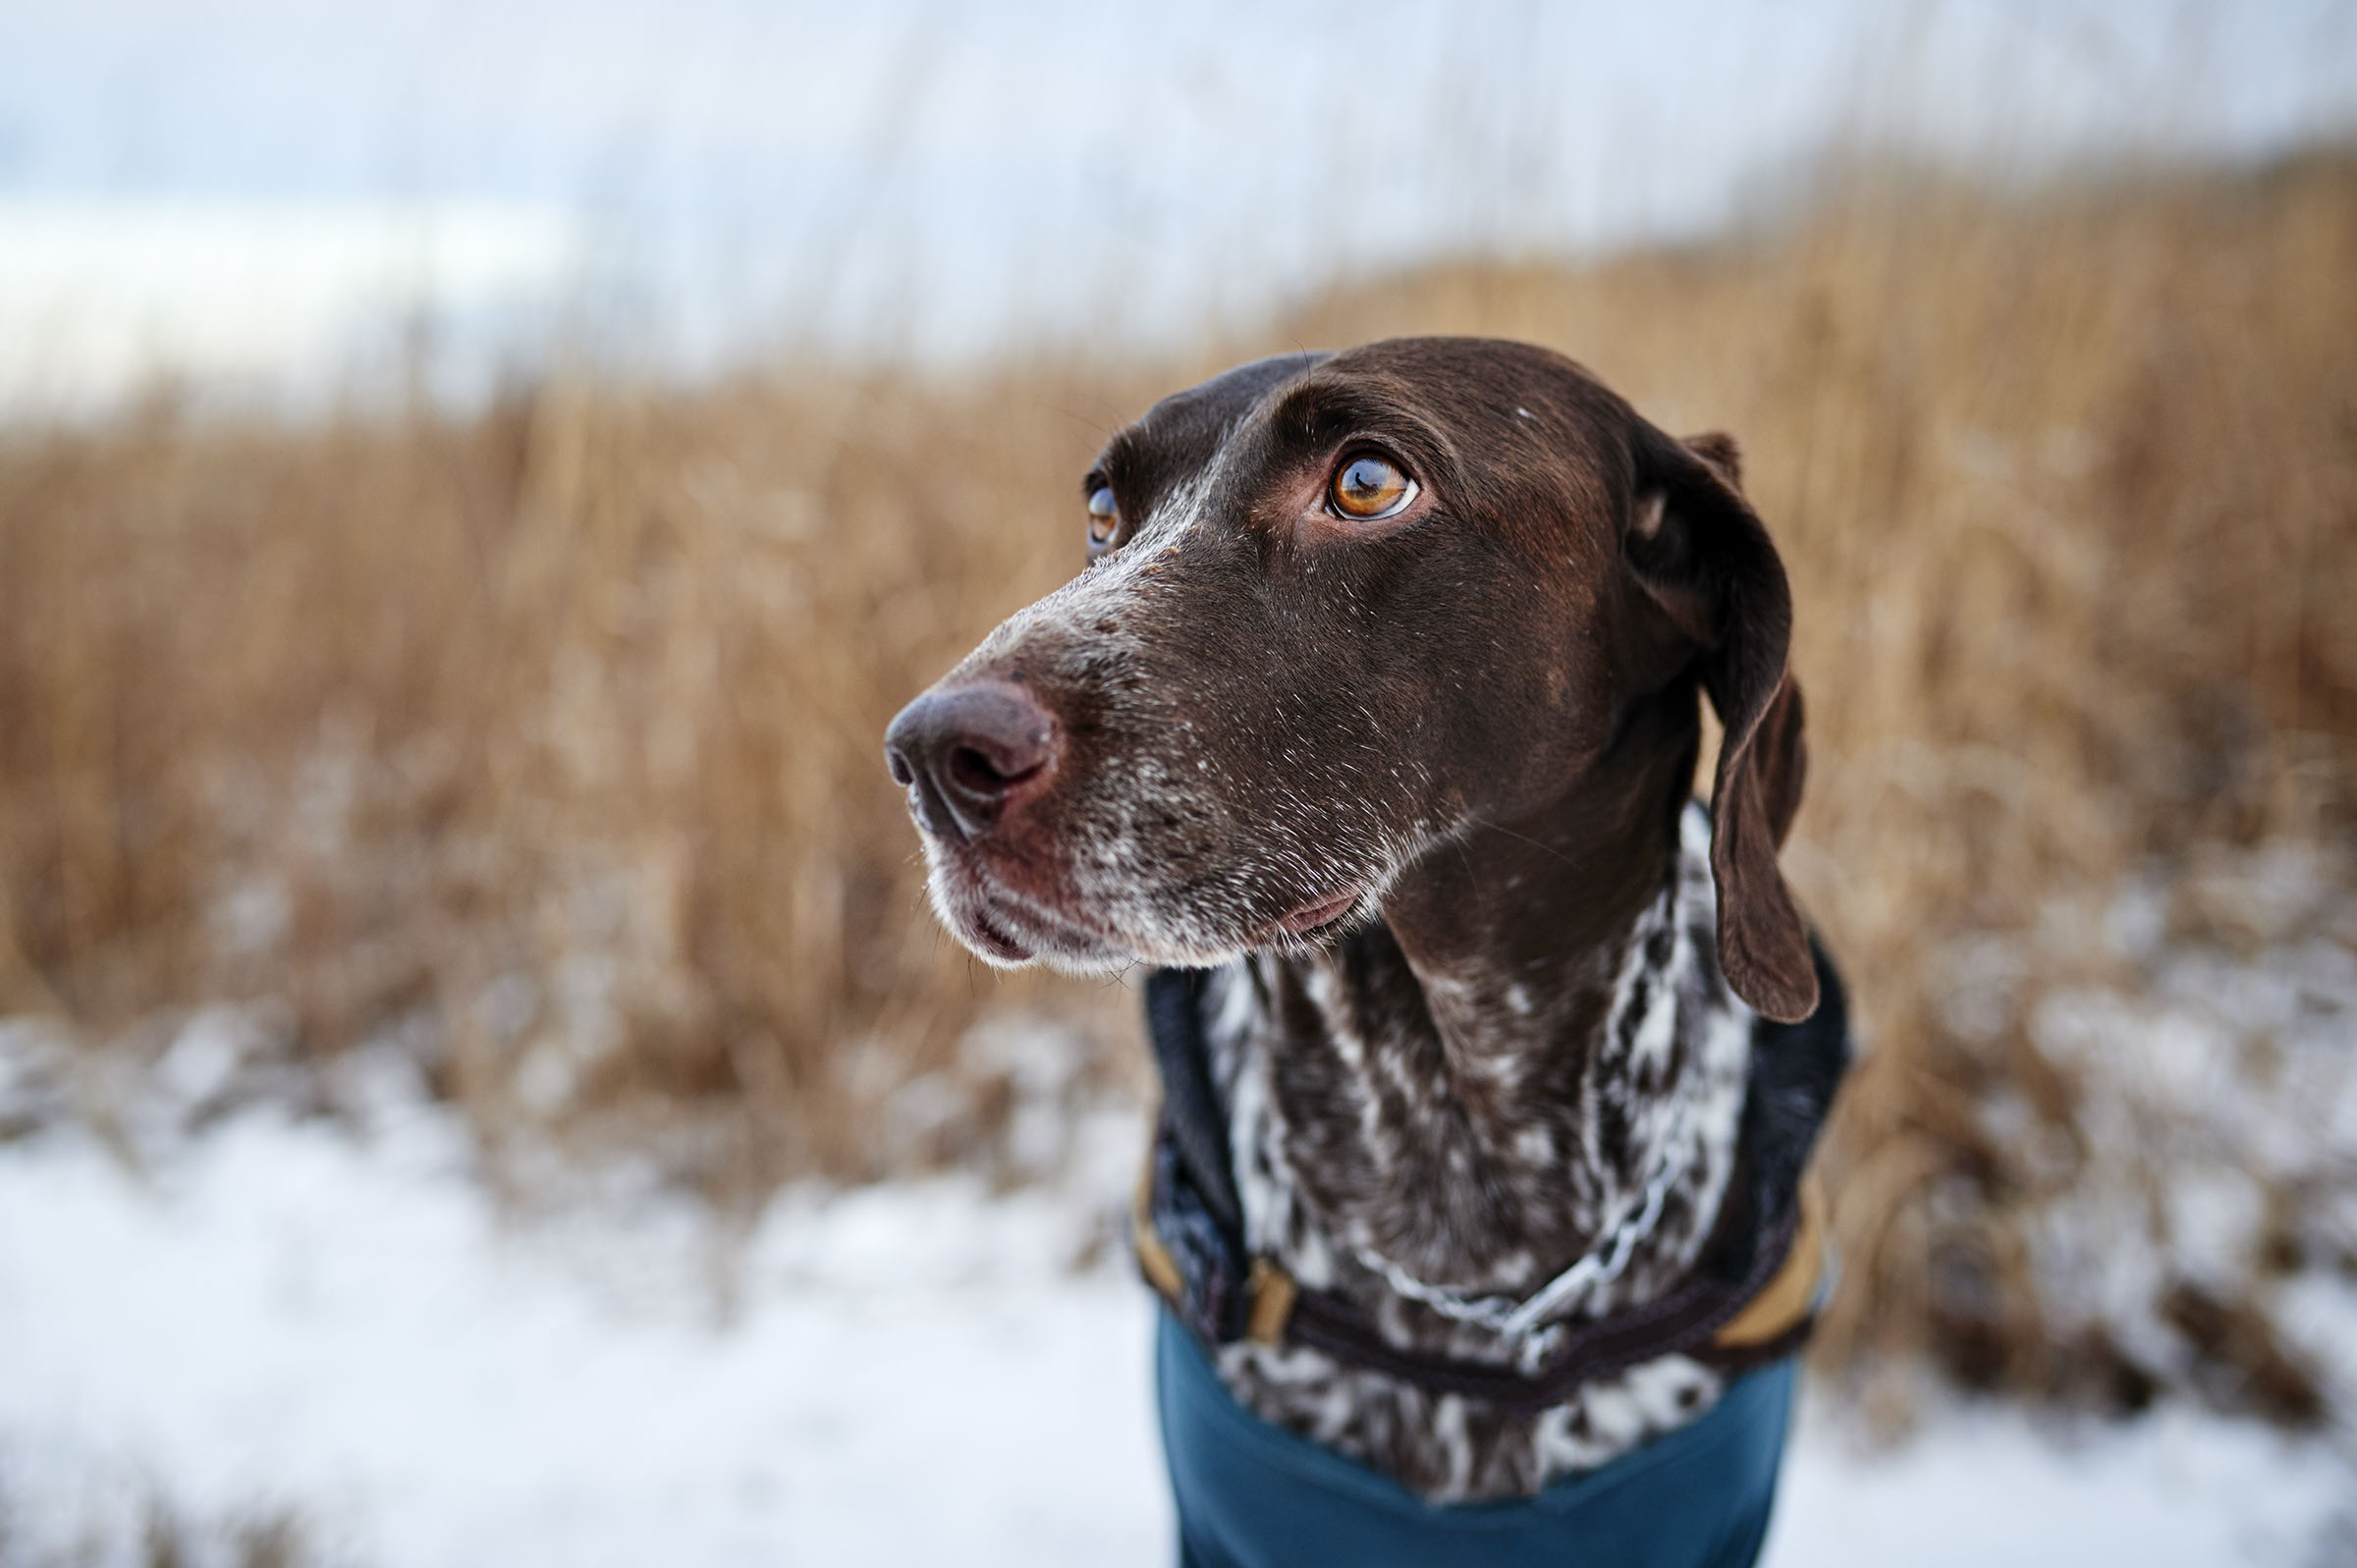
[3,153,2353,1408]
[0,362,1169,1192]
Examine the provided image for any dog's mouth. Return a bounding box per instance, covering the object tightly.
[930,851,1124,968]
[931,834,1370,970]
[958,897,1035,963]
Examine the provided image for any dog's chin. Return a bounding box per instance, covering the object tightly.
[920,838,1392,976]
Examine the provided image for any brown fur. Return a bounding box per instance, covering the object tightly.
[886,337,1818,1496]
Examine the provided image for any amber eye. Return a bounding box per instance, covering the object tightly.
[1086,485,1119,545]
[1330,455,1416,519]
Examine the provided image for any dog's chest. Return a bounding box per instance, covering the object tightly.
[1198,809,1757,1501]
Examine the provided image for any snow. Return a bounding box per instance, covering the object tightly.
[1,1053,2350,1567]
[1771,1403,2351,1568]
[0,1074,1167,1567]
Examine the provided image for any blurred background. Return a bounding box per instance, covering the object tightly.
[2,1,2355,1563]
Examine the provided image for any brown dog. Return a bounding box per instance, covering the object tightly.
[886,338,1838,1506]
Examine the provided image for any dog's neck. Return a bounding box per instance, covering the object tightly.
[1210,694,1753,1326]
[1382,703,1702,1076]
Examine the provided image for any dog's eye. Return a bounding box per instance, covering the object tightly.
[1086,485,1120,545]
[1330,456,1416,520]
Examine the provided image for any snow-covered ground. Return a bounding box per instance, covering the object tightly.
[1,1025,2351,1568]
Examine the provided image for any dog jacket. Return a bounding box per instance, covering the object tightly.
[1157,1304,1797,1568]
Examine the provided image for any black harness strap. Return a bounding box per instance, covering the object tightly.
[1144,968,1243,1235]
[1138,941,1850,1411]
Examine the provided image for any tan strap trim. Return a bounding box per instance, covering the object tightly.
[1132,1134,1186,1306]
[1244,1259,1298,1345]
[1712,1176,1827,1349]
[1134,1207,1186,1306]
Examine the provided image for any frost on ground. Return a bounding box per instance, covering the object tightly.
[3,844,2355,1567]
[1927,838,2357,1425]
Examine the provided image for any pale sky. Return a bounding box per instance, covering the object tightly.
[0,0,2351,403]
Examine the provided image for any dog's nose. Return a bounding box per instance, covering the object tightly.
[884,681,1060,842]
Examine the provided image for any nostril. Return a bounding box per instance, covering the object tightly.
[887,747,915,787]
[948,745,1003,796]
[948,743,1042,798]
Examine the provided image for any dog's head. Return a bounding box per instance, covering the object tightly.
[884,338,1816,1021]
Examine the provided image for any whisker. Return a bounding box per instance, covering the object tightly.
[1465,816,1580,869]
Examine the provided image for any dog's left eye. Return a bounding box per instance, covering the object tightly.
[1330,455,1416,520]
[1086,485,1120,545]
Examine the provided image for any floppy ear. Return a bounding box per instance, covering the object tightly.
[1622,425,1818,1023]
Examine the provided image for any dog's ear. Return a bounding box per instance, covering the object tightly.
[1621,425,1818,1023]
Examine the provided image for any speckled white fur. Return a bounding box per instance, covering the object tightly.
[1206,805,1756,1502]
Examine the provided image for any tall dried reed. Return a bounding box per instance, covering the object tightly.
[3,153,2352,1406]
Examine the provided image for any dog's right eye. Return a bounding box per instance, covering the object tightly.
[1330,455,1416,520]
[1086,485,1120,546]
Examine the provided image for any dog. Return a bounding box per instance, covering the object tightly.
[886,338,1847,1563]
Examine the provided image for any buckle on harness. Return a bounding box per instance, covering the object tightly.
[1133,1126,1297,1345]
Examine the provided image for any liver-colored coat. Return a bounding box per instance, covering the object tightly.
[887,338,1828,1499]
